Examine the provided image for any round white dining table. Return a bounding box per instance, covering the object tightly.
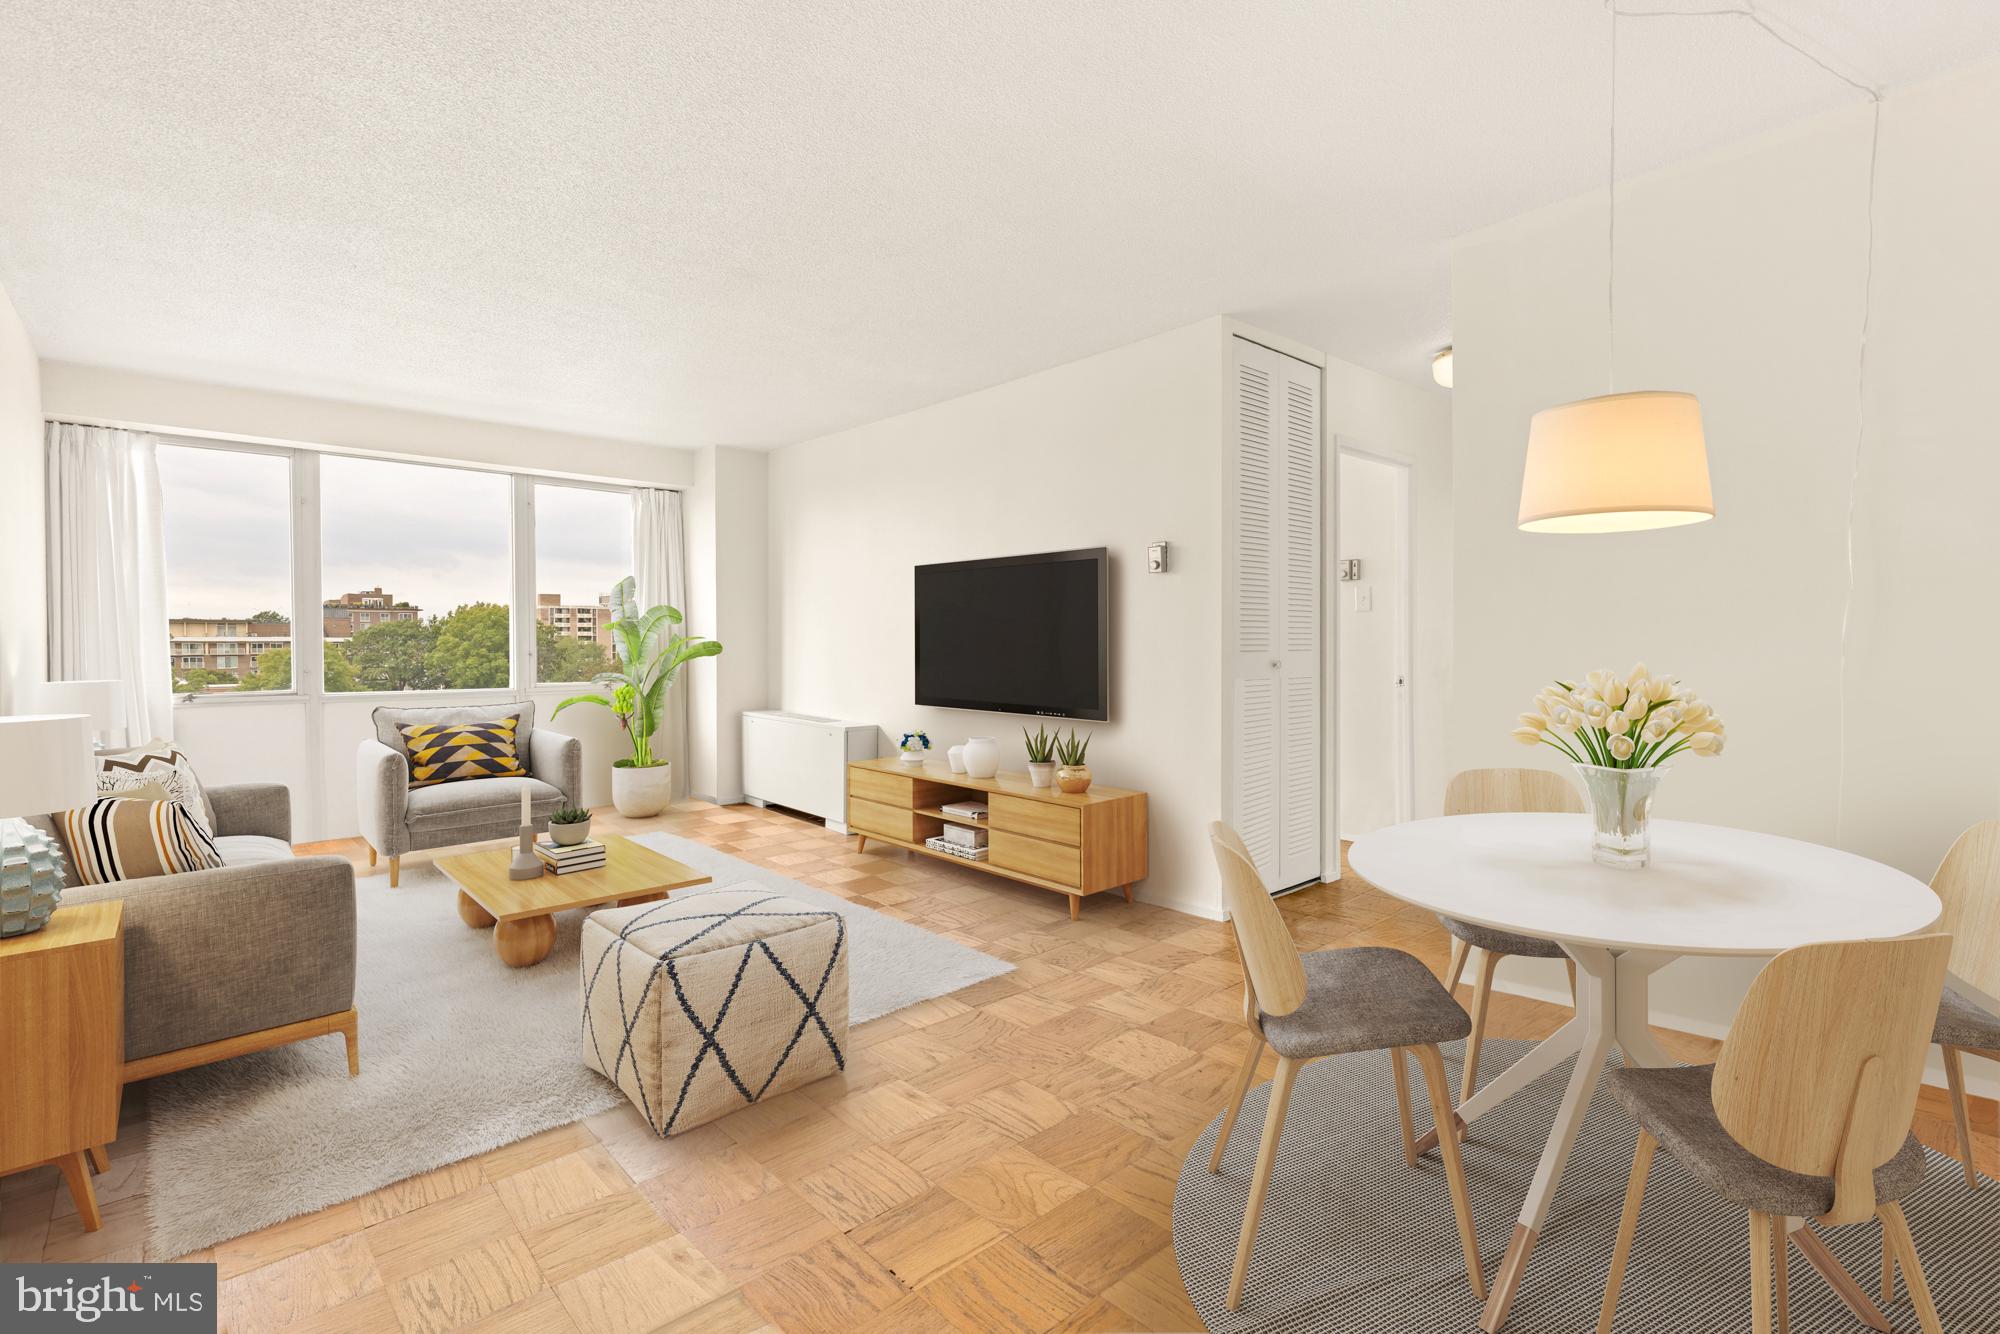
[1346,813,1942,1333]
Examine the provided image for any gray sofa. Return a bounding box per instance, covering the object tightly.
[357,701,582,886]
[60,783,360,1078]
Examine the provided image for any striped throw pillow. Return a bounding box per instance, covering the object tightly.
[399,717,524,789]
[58,798,225,886]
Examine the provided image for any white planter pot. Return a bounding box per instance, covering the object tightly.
[612,762,673,818]
[549,818,593,846]
[1027,762,1055,788]
[962,737,1000,779]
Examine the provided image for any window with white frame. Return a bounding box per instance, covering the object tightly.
[159,443,294,694]
[159,438,649,700]
[319,455,513,692]
[533,483,633,683]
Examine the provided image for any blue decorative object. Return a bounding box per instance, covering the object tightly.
[1,819,68,937]
[897,730,932,766]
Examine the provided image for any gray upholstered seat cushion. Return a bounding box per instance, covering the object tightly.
[1935,987,2000,1050]
[1437,915,1568,959]
[1606,1064,1926,1217]
[1259,946,1472,1060]
[404,776,567,831]
[214,834,294,867]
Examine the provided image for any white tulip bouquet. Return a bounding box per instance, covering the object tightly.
[1512,664,1725,769]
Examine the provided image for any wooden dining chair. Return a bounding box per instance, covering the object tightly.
[1206,821,1484,1312]
[1596,933,1953,1334]
[1440,767,1586,1100]
[1927,819,2000,1188]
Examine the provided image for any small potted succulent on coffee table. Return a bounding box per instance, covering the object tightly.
[547,807,594,846]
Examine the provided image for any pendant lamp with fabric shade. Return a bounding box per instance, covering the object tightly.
[1518,5,1715,535]
[1518,391,1713,533]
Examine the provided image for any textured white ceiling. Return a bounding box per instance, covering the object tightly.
[3,1,1997,446]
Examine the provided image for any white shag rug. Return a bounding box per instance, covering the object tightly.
[143,833,1010,1260]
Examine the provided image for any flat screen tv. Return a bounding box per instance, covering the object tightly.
[915,548,1109,721]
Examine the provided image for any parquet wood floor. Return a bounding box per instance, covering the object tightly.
[2,800,1990,1332]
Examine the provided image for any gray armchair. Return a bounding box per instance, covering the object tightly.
[357,701,582,886]
[60,783,361,1078]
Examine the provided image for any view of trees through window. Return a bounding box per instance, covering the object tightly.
[534,484,633,684]
[163,444,637,695]
[162,444,294,693]
[320,455,509,692]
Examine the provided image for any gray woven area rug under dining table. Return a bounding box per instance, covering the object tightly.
[1175,1039,2000,1332]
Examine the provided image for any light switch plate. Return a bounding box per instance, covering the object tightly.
[1355,586,1374,612]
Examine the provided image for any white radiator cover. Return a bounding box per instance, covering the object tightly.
[740,711,878,830]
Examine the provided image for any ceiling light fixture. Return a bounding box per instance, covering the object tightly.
[1431,347,1453,388]
[1518,3,1713,535]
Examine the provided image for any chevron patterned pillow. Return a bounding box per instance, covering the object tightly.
[398,717,524,788]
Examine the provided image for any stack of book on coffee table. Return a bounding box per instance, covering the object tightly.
[535,838,607,875]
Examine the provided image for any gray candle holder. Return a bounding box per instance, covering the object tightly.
[509,823,543,879]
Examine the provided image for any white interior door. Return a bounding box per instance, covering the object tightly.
[1336,448,1414,838]
[1228,336,1323,891]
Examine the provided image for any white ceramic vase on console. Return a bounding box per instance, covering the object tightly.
[961,737,999,779]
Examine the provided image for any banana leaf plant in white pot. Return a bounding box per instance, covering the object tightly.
[552,576,723,818]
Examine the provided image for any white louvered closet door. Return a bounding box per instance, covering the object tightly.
[1228,336,1323,891]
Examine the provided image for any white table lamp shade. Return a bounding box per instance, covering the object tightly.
[1518,390,1714,533]
[0,714,96,816]
[36,679,125,736]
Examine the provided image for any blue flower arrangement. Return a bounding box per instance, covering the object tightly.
[898,730,932,753]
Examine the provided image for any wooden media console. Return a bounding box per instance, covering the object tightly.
[845,756,1147,920]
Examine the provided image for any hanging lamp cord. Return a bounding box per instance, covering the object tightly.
[1605,0,1881,847]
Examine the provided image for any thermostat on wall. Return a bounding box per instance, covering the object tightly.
[1147,541,1169,573]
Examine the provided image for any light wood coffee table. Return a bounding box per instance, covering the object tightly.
[438,834,712,967]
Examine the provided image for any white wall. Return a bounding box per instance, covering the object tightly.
[40,362,696,488]
[0,284,43,711]
[769,318,1227,915]
[1449,62,2000,1091]
[685,447,769,804]
[1337,451,1406,838]
[765,317,1448,916]
[40,362,698,839]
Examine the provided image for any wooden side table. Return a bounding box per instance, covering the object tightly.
[0,900,124,1232]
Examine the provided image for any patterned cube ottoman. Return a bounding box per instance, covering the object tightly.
[580,886,848,1136]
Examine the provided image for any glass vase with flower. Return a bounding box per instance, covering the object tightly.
[1511,663,1726,869]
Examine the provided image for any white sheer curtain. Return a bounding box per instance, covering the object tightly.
[45,422,172,744]
[633,488,689,797]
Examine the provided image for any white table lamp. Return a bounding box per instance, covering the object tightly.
[35,679,126,750]
[0,714,96,936]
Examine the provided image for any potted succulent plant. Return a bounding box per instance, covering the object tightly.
[1023,724,1057,788]
[1054,728,1092,794]
[547,807,593,846]
[552,576,722,818]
